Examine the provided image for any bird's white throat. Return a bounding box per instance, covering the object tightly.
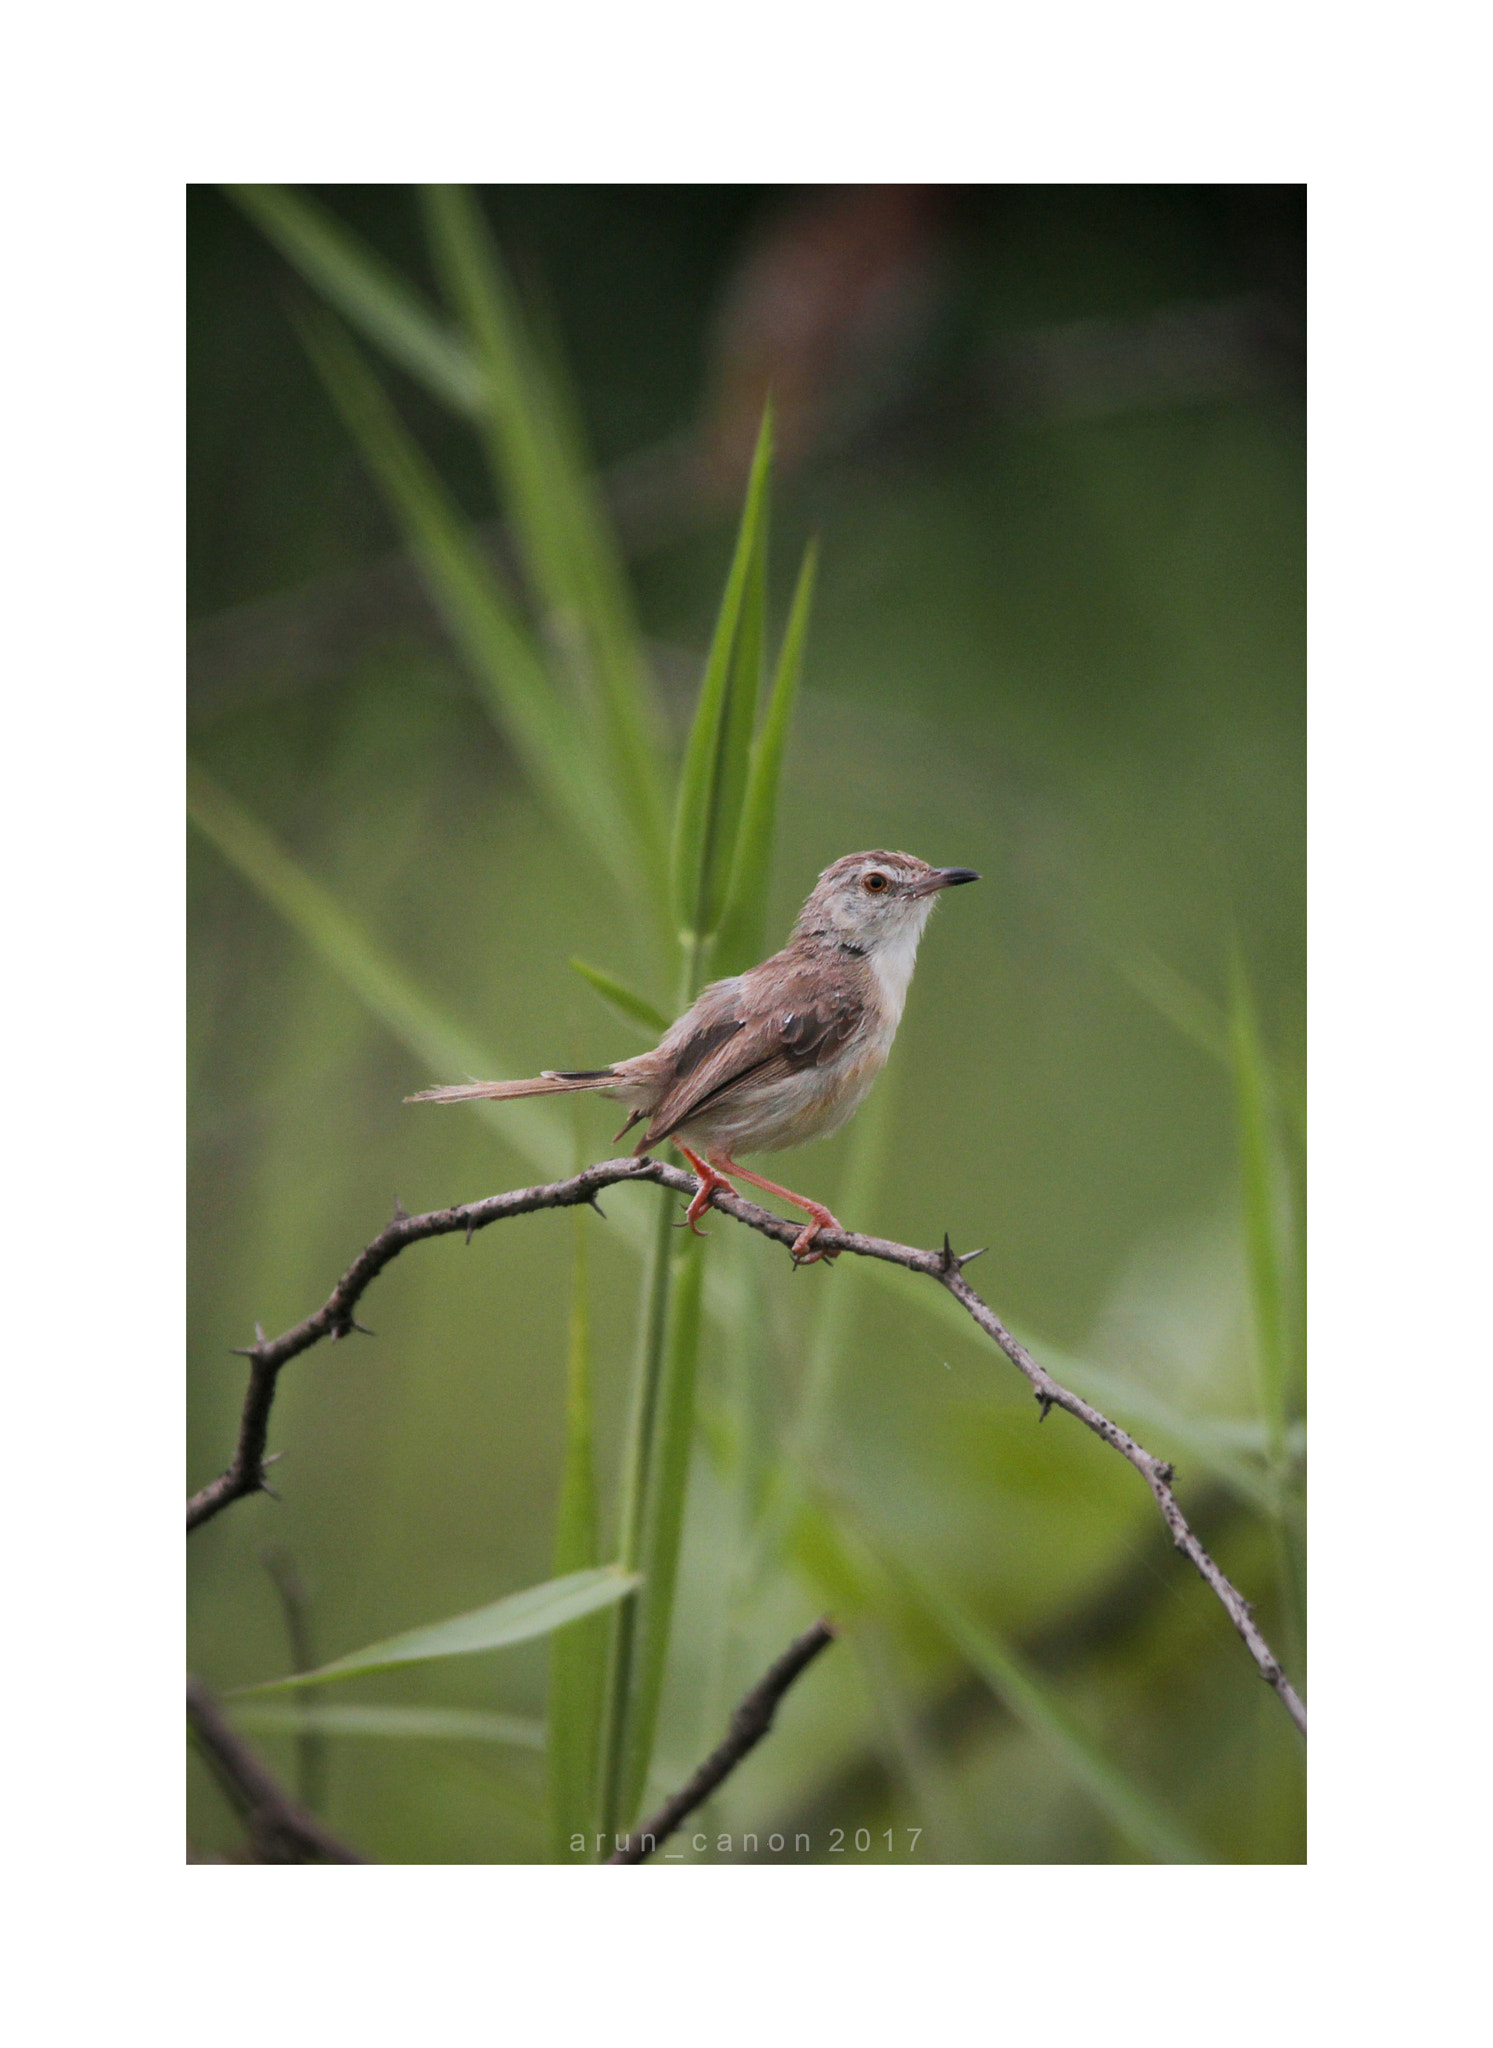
[867,905,935,1030]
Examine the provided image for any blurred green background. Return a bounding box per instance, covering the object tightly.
[187,184,1305,1864]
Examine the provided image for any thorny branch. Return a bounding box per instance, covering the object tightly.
[187,1155,1307,1738]
[186,1677,367,1863]
[606,1618,838,1864]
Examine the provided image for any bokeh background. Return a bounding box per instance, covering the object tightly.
[188,184,1305,1863]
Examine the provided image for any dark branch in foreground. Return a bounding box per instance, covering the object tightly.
[607,1618,838,1864]
[186,1155,1307,1738]
[186,1677,367,1863]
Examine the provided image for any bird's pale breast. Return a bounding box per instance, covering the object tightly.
[676,1032,888,1156]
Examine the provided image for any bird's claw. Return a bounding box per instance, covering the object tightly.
[789,1216,841,1266]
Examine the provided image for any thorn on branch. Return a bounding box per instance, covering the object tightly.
[392,1196,409,1222]
[941,1232,957,1273]
[465,1214,477,1245]
[1036,1391,1055,1422]
[958,1245,988,1267]
[252,1452,284,1501]
[585,1192,607,1219]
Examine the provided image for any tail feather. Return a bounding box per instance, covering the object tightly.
[405,1069,617,1106]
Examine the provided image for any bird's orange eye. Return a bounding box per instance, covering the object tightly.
[862,871,889,893]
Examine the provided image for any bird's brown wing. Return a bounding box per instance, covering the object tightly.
[639,972,866,1148]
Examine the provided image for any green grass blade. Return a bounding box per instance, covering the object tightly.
[713,539,817,976]
[1228,948,1306,1674]
[851,1623,981,1862]
[547,1216,607,1858]
[420,185,670,918]
[1119,942,1307,1663]
[1118,949,1231,1066]
[596,1191,679,1836]
[233,1565,641,1695]
[225,184,483,414]
[293,305,643,902]
[187,761,572,1180]
[613,1227,705,1827]
[669,406,774,960]
[691,1246,779,1750]
[1123,947,1305,1167]
[261,1546,327,1812]
[870,1538,1210,1865]
[783,1493,881,1617]
[229,1704,545,1747]
[730,1254,777,1533]
[1228,950,1290,1465]
[569,958,671,1038]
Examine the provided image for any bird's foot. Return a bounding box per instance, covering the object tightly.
[790,1205,843,1266]
[679,1148,734,1235]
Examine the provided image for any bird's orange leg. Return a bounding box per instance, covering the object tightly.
[675,1145,735,1235]
[708,1155,843,1264]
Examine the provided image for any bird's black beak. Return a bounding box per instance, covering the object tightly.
[912,866,981,895]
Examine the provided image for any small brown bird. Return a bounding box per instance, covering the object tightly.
[407,851,980,1262]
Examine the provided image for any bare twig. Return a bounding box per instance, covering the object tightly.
[186,1677,367,1863]
[186,1155,1306,1737]
[607,1618,838,1864]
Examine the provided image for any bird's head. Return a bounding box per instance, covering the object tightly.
[793,851,980,954]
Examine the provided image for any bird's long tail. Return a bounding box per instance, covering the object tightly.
[404,1069,617,1106]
